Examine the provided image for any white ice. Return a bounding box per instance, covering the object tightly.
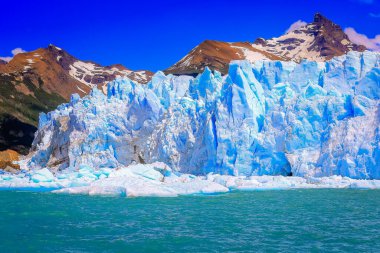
[2,51,380,197]
[1,163,380,197]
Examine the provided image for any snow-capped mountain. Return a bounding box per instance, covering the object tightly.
[28,51,380,180]
[253,13,366,62]
[166,13,367,75]
[0,45,152,153]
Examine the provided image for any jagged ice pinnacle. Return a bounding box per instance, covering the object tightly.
[28,51,380,179]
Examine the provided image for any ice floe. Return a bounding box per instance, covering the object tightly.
[1,163,379,197]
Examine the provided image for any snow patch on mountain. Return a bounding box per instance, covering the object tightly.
[231,45,269,62]
[253,26,325,62]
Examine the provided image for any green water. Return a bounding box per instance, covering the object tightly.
[0,190,379,253]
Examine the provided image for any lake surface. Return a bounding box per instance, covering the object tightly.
[0,189,379,252]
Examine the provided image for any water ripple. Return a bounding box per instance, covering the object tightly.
[0,189,379,252]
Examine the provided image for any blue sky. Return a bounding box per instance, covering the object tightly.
[1,0,379,71]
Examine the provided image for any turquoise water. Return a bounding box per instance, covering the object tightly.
[0,190,379,252]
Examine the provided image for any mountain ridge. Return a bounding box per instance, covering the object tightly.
[165,13,367,75]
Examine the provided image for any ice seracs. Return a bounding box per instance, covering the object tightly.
[1,50,380,196]
[26,50,380,179]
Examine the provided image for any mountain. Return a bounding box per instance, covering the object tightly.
[252,13,367,62]
[27,51,380,180]
[166,13,367,75]
[0,45,152,154]
[165,40,285,76]
[0,12,369,154]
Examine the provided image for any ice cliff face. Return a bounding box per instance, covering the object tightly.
[28,51,380,179]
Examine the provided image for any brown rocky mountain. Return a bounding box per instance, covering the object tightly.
[1,45,153,99]
[165,40,284,76]
[0,45,153,154]
[166,13,367,75]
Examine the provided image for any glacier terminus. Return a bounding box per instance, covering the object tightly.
[1,51,380,196]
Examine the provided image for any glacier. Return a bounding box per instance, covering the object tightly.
[1,51,380,196]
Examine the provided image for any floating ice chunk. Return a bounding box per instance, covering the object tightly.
[349,180,380,189]
[87,186,127,196]
[30,168,55,183]
[2,164,380,197]
[54,186,90,195]
[77,165,97,179]
[73,176,176,197]
[166,179,229,195]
